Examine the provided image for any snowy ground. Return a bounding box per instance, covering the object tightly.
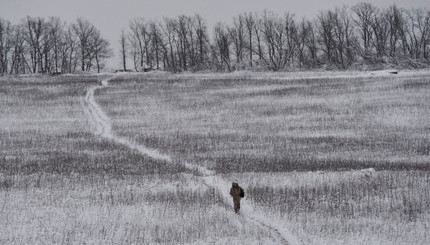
[83,79,299,244]
[1,70,430,244]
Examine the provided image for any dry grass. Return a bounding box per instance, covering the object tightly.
[1,172,282,244]
[0,75,283,244]
[103,73,430,172]
[96,72,430,244]
[1,71,430,244]
[230,170,430,244]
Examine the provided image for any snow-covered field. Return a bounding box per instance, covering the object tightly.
[1,71,430,244]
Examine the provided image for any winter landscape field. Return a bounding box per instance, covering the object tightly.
[1,70,430,245]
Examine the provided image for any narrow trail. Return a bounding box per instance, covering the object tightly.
[82,79,300,245]
[82,80,171,162]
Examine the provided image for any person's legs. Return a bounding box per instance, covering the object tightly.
[234,198,240,213]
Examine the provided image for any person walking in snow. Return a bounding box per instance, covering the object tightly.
[229,182,244,213]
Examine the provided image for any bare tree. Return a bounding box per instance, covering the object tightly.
[396,7,412,58]
[160,17,178,72]
[193,14,209,70]
[72,18,96,72]
[317,8,356,68]
[317,10,337,66]
[129,19,142,71]
[283,13,299,69]
[1,16,111,74]
[421,10,430,61]
[370,9,390,60]
[332,7,356,68]
[228,15,246,66]
[253,16,264,63]
[386,5,403,59]
[62,25,78,73]
[305,19,320,68]
[119,29,128,71]
[139,20,153,68]
[176,15,190,70]
[213,23,232,71]
[186,16,197,69]
[404,8,430,61]
[352,3,378,61]
[0,18,13,75]
[10,24,27,74]
[92,29,112,73]
[46,17,65,73]
[294,18,310,69]
[129,19,154,71]
[149,21,162,70]
[23,16,45,73]
[261,11,280,70]
[244,12,256,68]
[260,11,296,71]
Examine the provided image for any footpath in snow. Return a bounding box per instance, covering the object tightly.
[82,79,301,245]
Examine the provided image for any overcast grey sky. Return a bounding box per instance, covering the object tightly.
[1,0,429,69]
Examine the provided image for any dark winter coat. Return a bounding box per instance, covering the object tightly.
[229,182,244,211]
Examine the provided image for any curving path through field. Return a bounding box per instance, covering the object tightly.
[82,80,171,162]
[82,79,300,245]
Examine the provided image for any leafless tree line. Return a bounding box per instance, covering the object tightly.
[124,14,211,72]
[1,3,428,75]
[0,17,112,75]
[124,3,430,72]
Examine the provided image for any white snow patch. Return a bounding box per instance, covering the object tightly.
[101,80,109,86]
[370,70,399,76]
[354,168,377,178]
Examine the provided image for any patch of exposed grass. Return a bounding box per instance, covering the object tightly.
[102,74,430,172]
[0,173,282,244]
[0,78,185,177]
[229,171,430,244]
